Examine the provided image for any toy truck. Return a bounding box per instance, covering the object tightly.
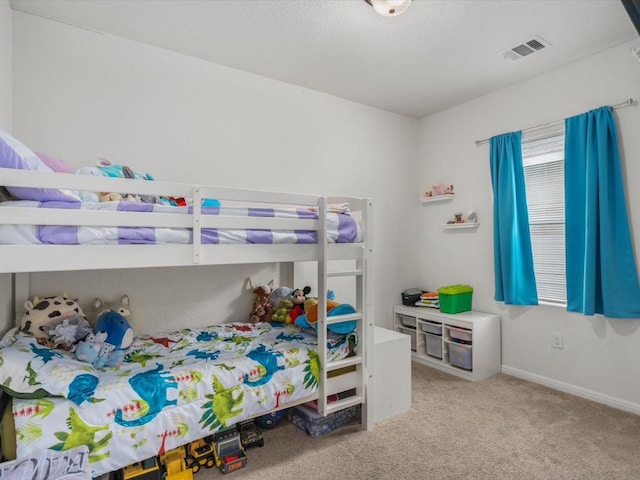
[213,427,248,474]
[185,437,216,473]
[238,420,264,449]
[159,445,194,480]
[116,457,162,480]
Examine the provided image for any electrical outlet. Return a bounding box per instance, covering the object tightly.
[551,332,563,349]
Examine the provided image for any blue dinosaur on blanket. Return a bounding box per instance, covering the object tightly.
[244,344,284,387]
[114,364,177,427]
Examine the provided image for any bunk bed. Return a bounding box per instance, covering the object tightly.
[0,156,374,477]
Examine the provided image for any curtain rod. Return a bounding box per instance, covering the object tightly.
[474,98,636,146]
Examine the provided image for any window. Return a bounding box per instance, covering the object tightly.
[522,130,566,305]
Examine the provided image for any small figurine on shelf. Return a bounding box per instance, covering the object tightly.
[425,183,454,197]
[447,212,466,224]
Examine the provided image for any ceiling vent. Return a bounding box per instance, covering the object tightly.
[500,35,551,61]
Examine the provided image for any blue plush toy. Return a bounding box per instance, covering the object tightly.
[96,158,154,181]
[75,331,125,369]
[75,335,102,365]
[94,310,134,351]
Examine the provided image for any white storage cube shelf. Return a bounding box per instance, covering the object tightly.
[393,305,501,381]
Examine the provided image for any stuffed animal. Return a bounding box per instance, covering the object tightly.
[93,342,125,369]
[295,295,357,334]
[75,333,103,365]
[76,166,107,202]
[93,309,134,351]
[269,286,293,309]
[92,295,133,325]
[97,158,154,181]
[20,294,87,340]
[74,307,132,369]
[271,298,294,323]
[43,314,92,351]
[75,331,125,369]
[249,280,274,324]
[269,286,293,323]
[96,158,161,204]
[289,286,311,324]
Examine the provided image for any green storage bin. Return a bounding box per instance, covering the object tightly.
[438,285,473,313]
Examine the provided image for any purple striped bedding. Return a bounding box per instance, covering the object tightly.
[0,200,362,245]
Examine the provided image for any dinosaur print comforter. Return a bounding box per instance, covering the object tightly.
[0,322,356,477]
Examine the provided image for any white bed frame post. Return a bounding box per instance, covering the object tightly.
[362,198,374,430]
[12,272,30,324]
[316,196,329,416]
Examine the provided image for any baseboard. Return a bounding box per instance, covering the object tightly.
[501,365,640,416]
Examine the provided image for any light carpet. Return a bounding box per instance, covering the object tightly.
[172,363,640,480]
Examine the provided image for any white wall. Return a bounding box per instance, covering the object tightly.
[9,12,420,332]
[418,39,640,412]
[0,0,11,130]
[0,1,13,334]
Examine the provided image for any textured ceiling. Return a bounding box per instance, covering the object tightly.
[9,0,639,118]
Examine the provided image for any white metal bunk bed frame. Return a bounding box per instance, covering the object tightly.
[0,167,375,429]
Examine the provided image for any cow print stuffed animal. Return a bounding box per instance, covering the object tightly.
[20,294,88,341]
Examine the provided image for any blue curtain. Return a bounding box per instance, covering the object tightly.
[564,107,640,318]
[489,132,539,305]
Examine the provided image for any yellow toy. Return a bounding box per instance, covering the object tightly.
[159,446,193,480]
[119,457,162,480]
[185,437,216,473]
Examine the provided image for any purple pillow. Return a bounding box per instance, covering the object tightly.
[36,151,76,174]
[0,129,79,202]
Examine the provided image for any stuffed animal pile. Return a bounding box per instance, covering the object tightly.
[74,296,134,368]
[294,290,357,334]
[18,293,134,369]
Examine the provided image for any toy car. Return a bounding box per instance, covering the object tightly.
[185,437,216,473]
[238,420,264,449]
[213,427,248,474]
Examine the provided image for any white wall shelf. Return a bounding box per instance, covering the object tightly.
[441,223,479,230]
[419,194,454,204]
[393,305,501,381]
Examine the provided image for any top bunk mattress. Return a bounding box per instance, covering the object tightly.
[0,201,361,246]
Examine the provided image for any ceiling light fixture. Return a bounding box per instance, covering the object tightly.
[364,0,412,17]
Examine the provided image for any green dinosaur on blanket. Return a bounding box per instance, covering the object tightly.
[199,374,244,430]
[51,407,112,463]
[24,361,41,386]
[124,350,163,367]
[303,350,320,390]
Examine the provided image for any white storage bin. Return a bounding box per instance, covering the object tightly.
[398,314,416,328]
[448,326,472,343]
[425,333,442,359]
[445,339,472,370]
[398,326,417,351]
[421,321,442,336]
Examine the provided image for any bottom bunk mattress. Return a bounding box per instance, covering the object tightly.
[0,323,357,477]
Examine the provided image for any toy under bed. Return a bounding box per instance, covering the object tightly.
[0,322,357,477]
[0,201,360,246]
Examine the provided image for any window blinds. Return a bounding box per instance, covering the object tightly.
[522,132,566,305]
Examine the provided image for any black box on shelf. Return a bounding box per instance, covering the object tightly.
[401,288,423,306]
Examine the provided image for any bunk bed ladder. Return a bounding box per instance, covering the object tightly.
[316,198,372,426]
